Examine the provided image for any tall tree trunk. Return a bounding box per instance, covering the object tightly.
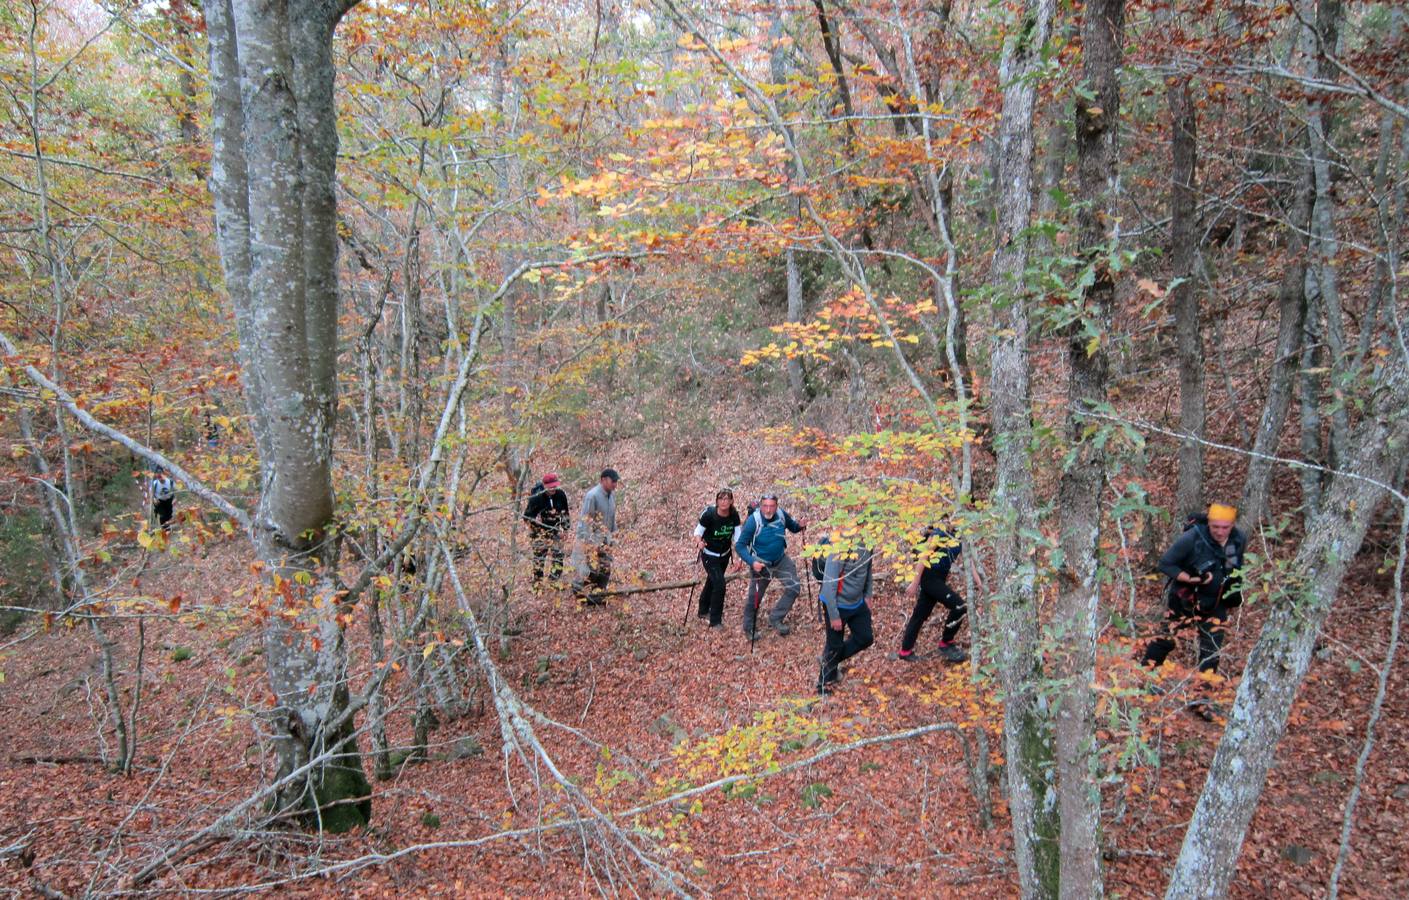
[1168,74,1204,518]
[1238,164,1311,531]
[206,0,371,832]
[1303,0,1350,478]
[985,1,1059,896]
[1054,1,1123,895]
[772,5,809,410]
[1165,361,1409,899]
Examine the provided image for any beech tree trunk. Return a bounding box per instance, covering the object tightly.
[206,0,371,832]
[985,1,1059,896]
[1166,361,1409,898]
[1054,1,1123,896]
[1239,162,1311,531]
[1168,74,1204,518]
[771,6,809,410]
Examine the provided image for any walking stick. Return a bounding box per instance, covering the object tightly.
[682,551,698,629]
[801,529,816,630]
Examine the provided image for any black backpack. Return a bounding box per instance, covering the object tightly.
[809,535,829,583]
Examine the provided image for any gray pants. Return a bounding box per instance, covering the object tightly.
[743,555,800,632]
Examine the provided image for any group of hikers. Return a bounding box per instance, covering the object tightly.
[525,469,1247,696]
[151,456,1245,697]
[526,472,949,693]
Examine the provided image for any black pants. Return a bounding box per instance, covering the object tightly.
[1143,607,1227,673]
[531,529,564,583]
[153,499,173,531]
[900,579,965,652]
[820,604,874,686]
[697,551,730,625]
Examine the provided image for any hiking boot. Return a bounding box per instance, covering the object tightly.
[897,648,918,661]
[743,625,758,641]
[771,621,792,636]
[936,642,968,664]
[708,622,723,630]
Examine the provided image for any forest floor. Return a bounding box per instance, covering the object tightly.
[1,418,1407,898]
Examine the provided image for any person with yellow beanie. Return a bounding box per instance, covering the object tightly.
[1143,502,1247,674]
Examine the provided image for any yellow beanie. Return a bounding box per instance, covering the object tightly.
[1207,503,1237,523]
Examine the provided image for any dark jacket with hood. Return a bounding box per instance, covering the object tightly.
[1157,517,1246,614]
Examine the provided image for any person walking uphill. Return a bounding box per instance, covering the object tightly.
[524,472,569,587]
[572,468,620,605]
[150,467,175,532]
[694,488,741,627]
[1143,502,1246,674]
[817,544,875,694]
[734,493,806,639]
[899,526,981,664]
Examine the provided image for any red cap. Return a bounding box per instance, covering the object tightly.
[541,472,561,487]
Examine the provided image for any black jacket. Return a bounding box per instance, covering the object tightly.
[524,485,569,533]
[1158,520,1246,613]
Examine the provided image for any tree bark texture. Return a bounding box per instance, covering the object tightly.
[771,6,809,409]
[1239,168,1310,531]
[1166,359,1409,899]
[985,1,1059,896]
[1168,75,1204,519]
[1054,1,1123,896]
[1303,0,1350,482]
[206,0,370,832]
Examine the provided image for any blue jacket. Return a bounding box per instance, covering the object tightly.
[734,507,803,566]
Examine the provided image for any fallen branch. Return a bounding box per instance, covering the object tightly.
[595,571,746,598]
[10,754,104,765]
[0,831,33,862]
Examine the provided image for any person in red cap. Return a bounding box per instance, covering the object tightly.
[523,472,570,587]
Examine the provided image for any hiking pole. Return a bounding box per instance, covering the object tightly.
[682,551,697,629]
[801,530,816,632]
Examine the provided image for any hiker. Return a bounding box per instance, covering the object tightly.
[734,493,806,638]
[898,526,980,664]
[150,466,175,532]
[1143,502,1246,673]
[817,543,875,694]
[571,468,620,604]
[204,412,219,450]
[523,472,570,586]
[693,488,741,627]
